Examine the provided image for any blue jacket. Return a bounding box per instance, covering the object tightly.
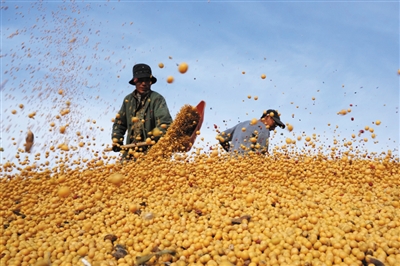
[218,120,270,154]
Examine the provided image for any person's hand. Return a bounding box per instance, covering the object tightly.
[219,141,230,152]
[112,143,123,152]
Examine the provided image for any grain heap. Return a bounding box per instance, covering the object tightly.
[1,147,400,266]
[1,3,398,266]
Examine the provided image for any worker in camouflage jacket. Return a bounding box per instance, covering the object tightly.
[111,63,173,156]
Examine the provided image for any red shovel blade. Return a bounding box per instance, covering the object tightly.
[188,100,206,150]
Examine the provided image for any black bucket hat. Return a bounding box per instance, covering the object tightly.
[262,109,285,129]
[129,63,157,85]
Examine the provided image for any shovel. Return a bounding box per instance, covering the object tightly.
[106,100,205,153]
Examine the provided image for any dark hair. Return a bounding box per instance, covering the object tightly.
[261,109,285,129]
[261,112,268,119]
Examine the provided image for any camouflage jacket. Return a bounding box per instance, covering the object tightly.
[112,90,173,146]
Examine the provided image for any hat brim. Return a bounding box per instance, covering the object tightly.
[129,76,157,85]
[272,117,285,129]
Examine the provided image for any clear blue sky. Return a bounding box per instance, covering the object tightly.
[1,1,399,166]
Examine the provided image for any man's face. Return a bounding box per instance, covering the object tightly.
[134,77,152,94]
[265,116,277,131]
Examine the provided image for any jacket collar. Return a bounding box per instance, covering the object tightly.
[133,90,151,99]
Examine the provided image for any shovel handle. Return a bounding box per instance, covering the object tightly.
[105,142,152,152]
[120,142,152,149]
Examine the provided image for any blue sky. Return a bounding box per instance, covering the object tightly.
[1,1,399,166]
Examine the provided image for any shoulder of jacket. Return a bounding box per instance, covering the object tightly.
[149,91,166,99]
[237,120,252,127]
[124,92,134,99]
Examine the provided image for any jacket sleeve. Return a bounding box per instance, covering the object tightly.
[152,96,173,137]
[112,98,128,144]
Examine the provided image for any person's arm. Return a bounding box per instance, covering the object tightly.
[258,131,270,155]
[217,127,235,152]
[219,139,231,152]
[111,98,128,151]
[152,96,173,140]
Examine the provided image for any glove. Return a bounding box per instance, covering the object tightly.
[112,143,123,152]
[219,141,230,152]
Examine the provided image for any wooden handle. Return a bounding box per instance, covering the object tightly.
[120,142,152,149]
[104,142,152,152]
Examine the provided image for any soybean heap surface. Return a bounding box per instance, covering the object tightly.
[1,149,399,266]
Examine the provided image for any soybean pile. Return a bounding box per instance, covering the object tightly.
[1,143,400,266]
